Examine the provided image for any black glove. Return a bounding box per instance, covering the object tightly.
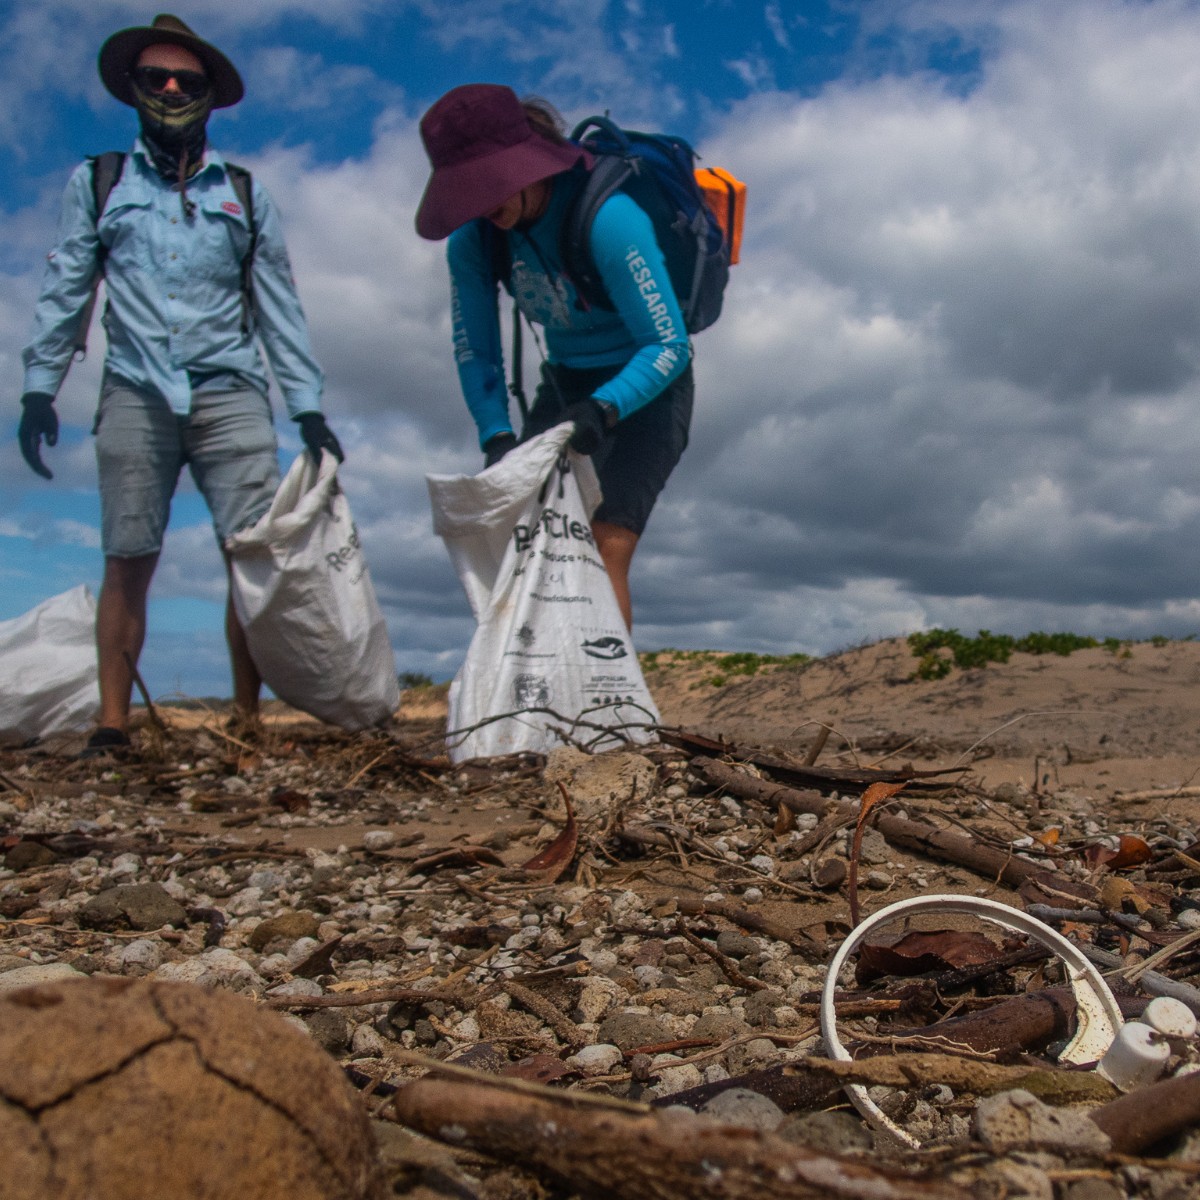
[483,431,517,468]
[564,399,607,455]
[18,392,58,480]
[295,412,344,464]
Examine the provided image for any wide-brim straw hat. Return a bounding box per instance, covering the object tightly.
[415,83,589,241]
[99,13,244,109]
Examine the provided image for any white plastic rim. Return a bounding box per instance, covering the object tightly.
[819,894,1125,1150]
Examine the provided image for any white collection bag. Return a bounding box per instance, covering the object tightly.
[226,451,399,731]
[0,585,99,744]
[428,424,660,761]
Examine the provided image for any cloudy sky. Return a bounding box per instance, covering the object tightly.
[4,0,1200,699]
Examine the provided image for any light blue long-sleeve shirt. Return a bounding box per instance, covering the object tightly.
[447,168,692,448]
[22,139,324,419]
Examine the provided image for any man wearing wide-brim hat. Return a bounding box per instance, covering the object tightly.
[16,14,344,757]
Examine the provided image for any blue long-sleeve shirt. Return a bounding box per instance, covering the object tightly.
[23,139,324,419]
[447,169,692,448]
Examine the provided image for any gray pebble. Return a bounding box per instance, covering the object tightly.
[596,1011,671,1052]
[975,1089,1111,1155]
[0,962,85,992]
[567,1043,623,1076]
[266,977,323,998]
[778,1109,873,1153]
[716,931,757,959]
[700,1087,785,1132]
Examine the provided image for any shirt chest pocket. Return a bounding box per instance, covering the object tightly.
[98,189,249,286]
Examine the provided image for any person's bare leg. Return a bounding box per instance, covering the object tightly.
[96,553,159,731]
[224,553,261,719]
[592,520,640,631]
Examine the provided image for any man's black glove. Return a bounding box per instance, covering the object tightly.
[483,431,517,468]
[564,399,607,455]
[18,392,58,480]
[295,412,344,464]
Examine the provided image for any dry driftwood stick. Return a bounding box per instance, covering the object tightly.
[1114,785,1200,802]
[859,986,1079,1059]
[803,725,831,766]
[650,1064,841,1113]
[1119,927,1200,981]
[122,649,167,734]
[1026,904,1155,937]
[667,731,964,790]
[694,756,837,818]
[1078,943,1200,1016]
[697,756,1041,888]
[388,1075,969,1200]
[264,984,472,1011]
[790,1054,1116,1105]
[676,894,824,955]
[869,810,1040,887]
[1089,1070,1200,1153]
[500,979,587,1048]
[674,918,768,991]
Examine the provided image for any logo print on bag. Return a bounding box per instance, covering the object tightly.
[513,674,551,710]
[581,636,627,660]
[326,524,361,573]
[512,507,596,554]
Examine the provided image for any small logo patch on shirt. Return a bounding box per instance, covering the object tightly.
[221,201,243,216]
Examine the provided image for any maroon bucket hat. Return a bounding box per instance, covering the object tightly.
[415,84,590,240]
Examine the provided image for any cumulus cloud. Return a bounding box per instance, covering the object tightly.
[673,0,1200,648]
[9,0,1200,702]
[0,515,100,549]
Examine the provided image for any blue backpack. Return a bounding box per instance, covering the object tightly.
[562,115,731,333]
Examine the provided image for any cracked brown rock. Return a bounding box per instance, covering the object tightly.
[0,975,383,1200]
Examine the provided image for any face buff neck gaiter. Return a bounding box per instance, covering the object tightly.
[133,81,213,219]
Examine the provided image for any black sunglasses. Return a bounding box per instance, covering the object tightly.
[131,65,211,98]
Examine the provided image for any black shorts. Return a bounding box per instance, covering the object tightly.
[521,360,693,536]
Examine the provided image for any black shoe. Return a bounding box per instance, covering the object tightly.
[79,726,131,760]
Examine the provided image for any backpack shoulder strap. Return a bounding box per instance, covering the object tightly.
[90,151,126,231]
[225,162,255,235]
[224,162,257,333]
[560,154,633,312]
[478,221,531,423]
[73,151,127,359]
[482,219,512,291]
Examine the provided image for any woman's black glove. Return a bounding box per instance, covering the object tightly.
[295,412,345,463]
[483,431,517,468]
[18,392,58,480]
[564,399,607,455]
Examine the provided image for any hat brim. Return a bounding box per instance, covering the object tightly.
[99,26,244,108]
[415,136,589,241]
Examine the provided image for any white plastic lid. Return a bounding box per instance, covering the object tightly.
[1098,1022,1171,1091]
[1143,996,1198,1041]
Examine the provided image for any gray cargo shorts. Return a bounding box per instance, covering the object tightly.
[94,384,280,558]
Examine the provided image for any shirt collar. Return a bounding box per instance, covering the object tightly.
[130,136,228,181]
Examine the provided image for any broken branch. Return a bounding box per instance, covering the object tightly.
[388,1074,970,1200]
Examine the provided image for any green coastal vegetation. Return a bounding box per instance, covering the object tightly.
[639,648,811,689]
[639,631,1187,690]
[907,628,1175,680]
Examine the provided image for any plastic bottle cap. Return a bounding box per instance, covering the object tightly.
[1143,996,1197,1041]
[1098,1022,1171,1091]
